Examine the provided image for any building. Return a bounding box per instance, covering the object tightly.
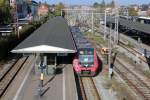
[10,0,28,18]
[27,0,38,20]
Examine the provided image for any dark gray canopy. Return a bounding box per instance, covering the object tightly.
[11,16,76,53]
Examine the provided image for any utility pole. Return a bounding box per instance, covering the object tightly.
[114,9,119,44]
[108,23,113,79]
[104,10,107,40]
[92,11,94,34]
[114,0,119,44]
[14,0,19,39]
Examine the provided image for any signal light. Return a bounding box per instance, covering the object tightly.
[101,47,109,54]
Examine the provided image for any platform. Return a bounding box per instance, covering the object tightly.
[20,64,78,100]
[2,62,78,100]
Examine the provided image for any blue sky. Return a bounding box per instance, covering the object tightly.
[36,0,150,6]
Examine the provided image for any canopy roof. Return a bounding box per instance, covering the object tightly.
[11,16,76,53]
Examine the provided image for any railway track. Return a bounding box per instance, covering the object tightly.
[89,40,150,100]
[114,58,150,100]
[78,76,101,100]
[119,41,147,63]
[94,26,147,62]
[0,57,20,81]
[84,26,150,99]
[0,56,29,97]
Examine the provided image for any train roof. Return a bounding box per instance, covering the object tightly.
[71,27,93,49]
[11,17,76,53]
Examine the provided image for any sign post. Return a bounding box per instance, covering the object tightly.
[39,60,46,96]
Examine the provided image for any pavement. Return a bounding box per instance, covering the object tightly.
[4,63,78,100]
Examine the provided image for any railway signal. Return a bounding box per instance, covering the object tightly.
[101,47,109,55]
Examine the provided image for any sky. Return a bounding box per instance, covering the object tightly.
[36,0,150,6]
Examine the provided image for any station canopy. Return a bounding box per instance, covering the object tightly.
[107,17,150,34]
[11,16,76,53]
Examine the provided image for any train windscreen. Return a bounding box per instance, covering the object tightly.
[78,48,94,67]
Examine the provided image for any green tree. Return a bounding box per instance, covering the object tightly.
[54,2,64,16]
[0,0,5,6]
[0,0,12,24]
[93,1,105,9]
[110,0,115,8]
[55,2,64,11]
[128,7,138,16]
[93,2,99,8]
[101,0,105,8]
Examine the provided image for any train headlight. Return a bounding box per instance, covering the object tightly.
[80,51,84,54]
[84,64,88,67]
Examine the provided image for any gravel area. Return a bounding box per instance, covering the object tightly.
[93,73,117,100]
[84,31,150,100]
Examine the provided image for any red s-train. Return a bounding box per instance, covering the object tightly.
[71,27,100,76]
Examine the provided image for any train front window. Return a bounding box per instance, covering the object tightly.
[79,55,94,63]
[78,48,94,66]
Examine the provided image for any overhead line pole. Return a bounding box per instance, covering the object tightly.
[108,23,112,79]
[14,0,19,39]
[116,10,119,44]
[104,10,107,40]
[92,11,94,34]
[114,0,119,44]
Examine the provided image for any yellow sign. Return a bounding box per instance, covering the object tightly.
[101,47,109,54]
[40,73,44,80]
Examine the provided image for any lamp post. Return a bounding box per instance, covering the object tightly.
[14,0,19,39]
[104,10,107,40]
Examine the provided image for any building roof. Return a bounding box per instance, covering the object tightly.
[119,18,150,34]
[107,17,150,34]
[11,16,76,53]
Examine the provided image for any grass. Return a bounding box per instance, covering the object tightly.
[120,41,134,49]
[84,32,108,46]
[127,41,134,48]
[143,70,150,79]
[103,74,135,100]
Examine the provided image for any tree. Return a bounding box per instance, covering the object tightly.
[101,0,105,8]
[110,0,115,8]
[93,2,99,8]
[0,0,5,7]
[0,0,12,24]
[54,2,64,16]
[55,2,64,11]
[128,7,138,16]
